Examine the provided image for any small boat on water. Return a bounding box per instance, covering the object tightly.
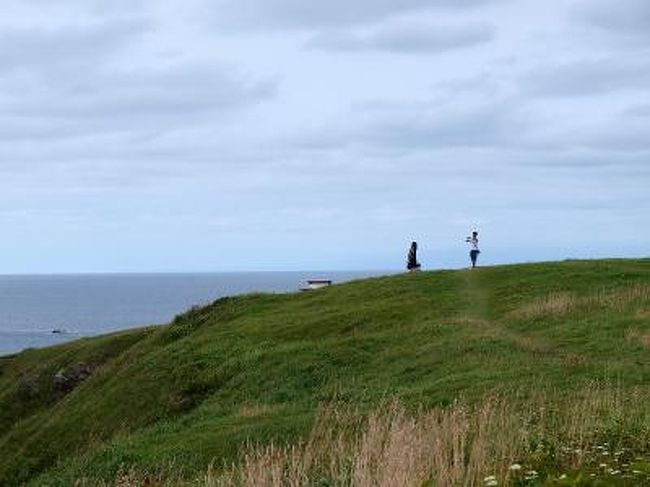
[300,279,333,291]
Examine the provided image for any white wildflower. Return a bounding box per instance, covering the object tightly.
[509,463,522,471]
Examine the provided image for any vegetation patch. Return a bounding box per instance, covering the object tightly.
[1,259,648,486]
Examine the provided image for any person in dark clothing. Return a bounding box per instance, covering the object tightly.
[407,241,421,272]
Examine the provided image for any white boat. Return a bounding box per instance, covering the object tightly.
[300,279,333,291]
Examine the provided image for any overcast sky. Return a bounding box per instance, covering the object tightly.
[0,0,648,273]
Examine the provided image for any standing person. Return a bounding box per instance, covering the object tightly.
[407,241,421,272]
[465,231,480,269]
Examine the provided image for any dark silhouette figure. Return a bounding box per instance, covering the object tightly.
[407,241,421,272]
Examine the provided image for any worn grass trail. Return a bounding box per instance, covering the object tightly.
[461,269,561,359]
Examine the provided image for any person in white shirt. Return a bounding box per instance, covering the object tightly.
[465,231,480,269]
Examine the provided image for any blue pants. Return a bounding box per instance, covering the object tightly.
[470,250,480,267]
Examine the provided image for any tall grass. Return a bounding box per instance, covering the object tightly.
[511,283,650,320]
[196,384,650,487]
[83,386,650,486]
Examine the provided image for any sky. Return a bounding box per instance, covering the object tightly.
[0,0,649,273]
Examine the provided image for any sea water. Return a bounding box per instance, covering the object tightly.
[0,271,385,356]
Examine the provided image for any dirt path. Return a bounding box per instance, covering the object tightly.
[458,269,492,321]
[456,270,557,356]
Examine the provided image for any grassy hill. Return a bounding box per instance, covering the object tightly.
[1,259,649,485]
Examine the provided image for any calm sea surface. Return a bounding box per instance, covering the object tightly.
[0,271,386,356]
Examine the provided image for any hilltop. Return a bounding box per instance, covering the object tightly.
[1,259,649,485]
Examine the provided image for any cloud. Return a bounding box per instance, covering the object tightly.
[210,0,498,29]
[573,0,650,43]
[282,89,528,157]
[283,73,650,159]
[0,65,275,138]
[519,58,650,97]
[625,104,650,117]
[0,19,276,142]
[358,100,517,149]
[308,20,494,53]
[0,20,144,71]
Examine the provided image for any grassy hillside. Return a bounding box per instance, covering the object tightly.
[1,259,649,485]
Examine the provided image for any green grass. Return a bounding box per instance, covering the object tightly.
[1,259,649,485]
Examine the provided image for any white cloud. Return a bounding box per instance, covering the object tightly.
[209,0,498,29]
[573,0,650,44]
[520,57,650,97]
[308,20,494,53]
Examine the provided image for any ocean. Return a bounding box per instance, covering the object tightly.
[0,271,386,356]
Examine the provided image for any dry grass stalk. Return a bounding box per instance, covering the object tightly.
[635,308,650,319]
[202,385,650,487]
[627,329,650,348]
[511,292,577,320]
[511,283,650,320]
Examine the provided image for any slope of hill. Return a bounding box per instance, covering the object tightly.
[1,259,649,485]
